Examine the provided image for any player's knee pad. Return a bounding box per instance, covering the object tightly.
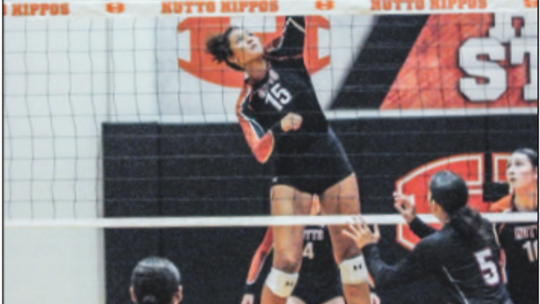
[264,267,299,298]
[339,254,369,284]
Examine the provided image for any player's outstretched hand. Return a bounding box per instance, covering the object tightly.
[241,294,254,304]
[342,216,380,250]
[281,113,302,132]
[393,192,417,224]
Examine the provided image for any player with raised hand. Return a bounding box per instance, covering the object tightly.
[489,148,538,304]
[207,16,370,304]
[130,257,183,304]
[344,171,513,304]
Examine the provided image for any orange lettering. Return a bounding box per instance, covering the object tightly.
[221,1,231,12]
[269,0,278,11]
[173,1,183,12]
[30,3,39,15]
[448,0,457,8]
[50,3,59,14]
[23,3,29,15]
[195,1,205,12]
[458,0,466,8]
[61,2,70,14]
[403,0,414,9]
[416,0,425,9]
[430,0,439,8]
[3,4,6,15]
[248,0,258,12]
[162,2,172,13]
[259,0,268,11]
[393,0,402,9]
[238,1,248,12]
[40,3,49,15]
[383,0,392,9]
[478,0,486,8]
[184,1,193,13]
[206,1,216,12]
[12,4,22,15]
[371,0,381,10]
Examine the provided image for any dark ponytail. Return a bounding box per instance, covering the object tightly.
[430,171,493,247]
[131,257,181,304]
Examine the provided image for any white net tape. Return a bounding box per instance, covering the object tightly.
[5,213,538,228]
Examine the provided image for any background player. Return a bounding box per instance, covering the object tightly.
[130,257,183,304]
[344,171,513,304]
[489,148,538,304]
[207,16,370,304]
[241,196,346,304]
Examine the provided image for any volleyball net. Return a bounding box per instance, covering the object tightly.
[3,2,538,304]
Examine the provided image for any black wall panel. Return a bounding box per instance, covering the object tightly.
[103,115,537,304]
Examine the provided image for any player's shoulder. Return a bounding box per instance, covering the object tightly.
[489,195,513,213]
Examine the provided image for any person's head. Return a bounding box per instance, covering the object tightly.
[206,27,264,71]
[428,171,469,221]
[507,148,538,193]
[130,257,183,304]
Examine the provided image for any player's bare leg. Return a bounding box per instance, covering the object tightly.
[261,185,312,304]
[320,173,371,304]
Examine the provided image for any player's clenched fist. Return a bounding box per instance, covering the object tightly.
[280,113,302,132]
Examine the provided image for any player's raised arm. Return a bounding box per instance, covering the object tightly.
[394,192,437,238]
[268,16,305,57]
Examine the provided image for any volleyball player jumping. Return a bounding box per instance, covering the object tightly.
[130,257,183,304]
[489,148,538,304]
[207,16,370,304]
[345,171,514,304]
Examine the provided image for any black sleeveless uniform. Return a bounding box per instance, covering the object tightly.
[246,225,343,304]
[497,201,538,304]
[363,217,513,304]
[293,225,342,303]
[237,16,353,195]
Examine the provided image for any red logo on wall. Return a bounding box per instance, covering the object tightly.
[396,154,486,249]
[381,14,538,110]
[177,16,330,88]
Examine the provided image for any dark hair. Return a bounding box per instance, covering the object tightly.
[131,257,181,304]
[206,26,244,71]
[513,148,538,169]
[430,171,493,247]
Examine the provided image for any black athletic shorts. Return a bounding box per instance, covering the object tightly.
[292,273,343,304]
[271,127,354,195]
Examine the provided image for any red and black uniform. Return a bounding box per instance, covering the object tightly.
[244,226,343,304]
[236,16,353,195]
[492,195,538,304]
[363,217,513,304]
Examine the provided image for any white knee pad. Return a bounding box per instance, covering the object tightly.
[264,268,299,298]
[339,255,369,284]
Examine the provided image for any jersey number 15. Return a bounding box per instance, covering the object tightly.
[266,83,292,111]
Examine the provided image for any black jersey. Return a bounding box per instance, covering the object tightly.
[236,16,329,163]
[497,207,538,304]
[363,217,513,304]
[245,225,342,299]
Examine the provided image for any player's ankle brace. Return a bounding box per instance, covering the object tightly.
[339,254,369,284]
[264,267,299,298]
